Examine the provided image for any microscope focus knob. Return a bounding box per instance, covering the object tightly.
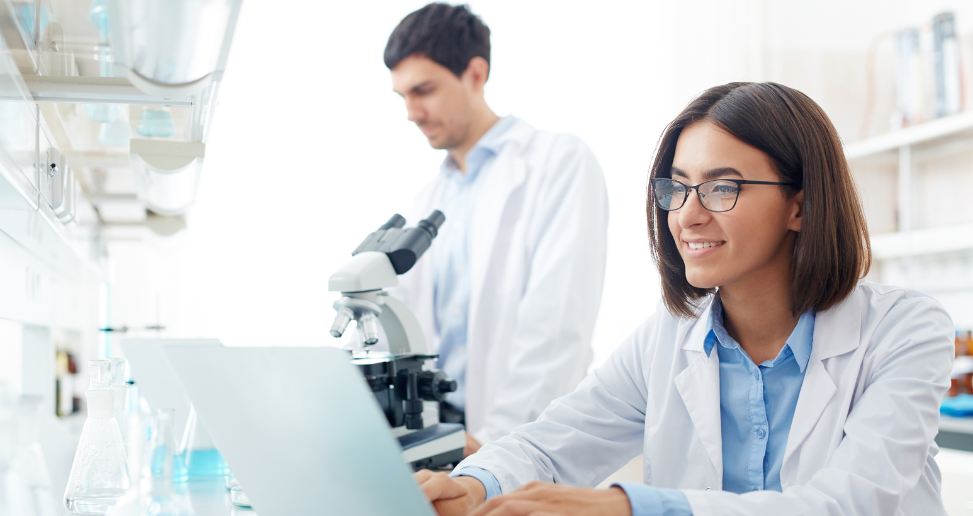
[417,370,458,402]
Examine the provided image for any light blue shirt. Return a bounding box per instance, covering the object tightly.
[432,115,517,410]
[457,298,815,515]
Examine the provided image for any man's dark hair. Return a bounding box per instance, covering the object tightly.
[384,3,491,78]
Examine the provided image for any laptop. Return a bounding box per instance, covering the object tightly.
[163,343,437,516]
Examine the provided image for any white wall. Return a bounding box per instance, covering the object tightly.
[109,0,973,365]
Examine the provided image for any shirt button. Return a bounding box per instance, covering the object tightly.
[756,428,766,439]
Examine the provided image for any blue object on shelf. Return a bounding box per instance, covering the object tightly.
[941,394,973,417]
[84,103,121,124]
[88,0,108,33]
[137,110,176,138]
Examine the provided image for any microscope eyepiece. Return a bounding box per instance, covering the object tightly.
[379,214,406,231]
[350,210,447,274]
[417,210,445,238]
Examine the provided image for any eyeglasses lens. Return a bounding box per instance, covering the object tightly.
[653,179,685,210]
[699,181,740,212]
[653,179,741,212]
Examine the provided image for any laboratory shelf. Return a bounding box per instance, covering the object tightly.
[23,75,194,107]
[870,223,973,260]
[938,415,973,453]
[844,110,973,160]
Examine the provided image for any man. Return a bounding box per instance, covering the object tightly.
[384,3,608,456]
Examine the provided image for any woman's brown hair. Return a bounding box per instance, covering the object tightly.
[647,82,871,318]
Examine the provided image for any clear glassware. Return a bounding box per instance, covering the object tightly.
[0,382,19,516]
[229,486,250,508]
[175,405,228,481]
[136,109,176,138]
[223,472,239,491]
[111,359,132,447]
[142,409,195,515]
[11,395,59,516]
[107,409,194,516]
[64,360,131,514]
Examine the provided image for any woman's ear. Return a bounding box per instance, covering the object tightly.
[787,190,804,232]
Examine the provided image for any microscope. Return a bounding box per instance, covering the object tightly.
[328,211,465,470]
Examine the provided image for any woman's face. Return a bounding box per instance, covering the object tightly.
[667,122,804,291]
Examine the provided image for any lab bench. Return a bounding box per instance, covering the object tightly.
[937,415,973,453]
[63,478,258,516]
[54,416,973,516]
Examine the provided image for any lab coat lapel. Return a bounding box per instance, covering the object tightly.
[674,305,723,480]
[468,127,529,326]
[782,288,863,467]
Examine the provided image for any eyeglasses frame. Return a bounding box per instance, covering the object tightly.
[651,177,795,213]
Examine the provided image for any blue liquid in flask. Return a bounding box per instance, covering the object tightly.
[175,449,229,480]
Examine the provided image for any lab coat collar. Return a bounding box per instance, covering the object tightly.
[673,287,864,483]
[701,297,816,373]
[439,115,519,180]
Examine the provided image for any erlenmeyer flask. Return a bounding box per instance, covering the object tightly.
[64,360,131,514]
[175,405,228,480]
[12,395,59,516]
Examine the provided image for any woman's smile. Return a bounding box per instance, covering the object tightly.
[682,238,727,258]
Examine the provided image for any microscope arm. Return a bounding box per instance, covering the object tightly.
[378,294,428,355]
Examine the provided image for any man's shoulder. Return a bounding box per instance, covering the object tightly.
[503,120,602,189]
[506,119,592,158]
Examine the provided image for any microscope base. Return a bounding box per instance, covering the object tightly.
[399,422,465,470]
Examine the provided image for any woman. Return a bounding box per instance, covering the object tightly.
[415,82,954,516]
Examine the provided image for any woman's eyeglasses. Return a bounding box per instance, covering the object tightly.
[651,178,793,213]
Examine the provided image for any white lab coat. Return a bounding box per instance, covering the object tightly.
[457,282,955,515]
[394,118,609,445]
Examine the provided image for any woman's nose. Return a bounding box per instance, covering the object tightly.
[677,188,710,227]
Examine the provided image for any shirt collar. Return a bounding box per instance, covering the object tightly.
[703,296,815,372]
[441,115,517,178]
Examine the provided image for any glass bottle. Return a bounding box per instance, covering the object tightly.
[64,360,131,514]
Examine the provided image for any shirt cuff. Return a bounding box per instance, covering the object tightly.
[613,483,692,516]
[450,467,503,500]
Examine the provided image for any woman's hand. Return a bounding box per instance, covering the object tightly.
[415,470,488,516]
[469,482,632,516]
